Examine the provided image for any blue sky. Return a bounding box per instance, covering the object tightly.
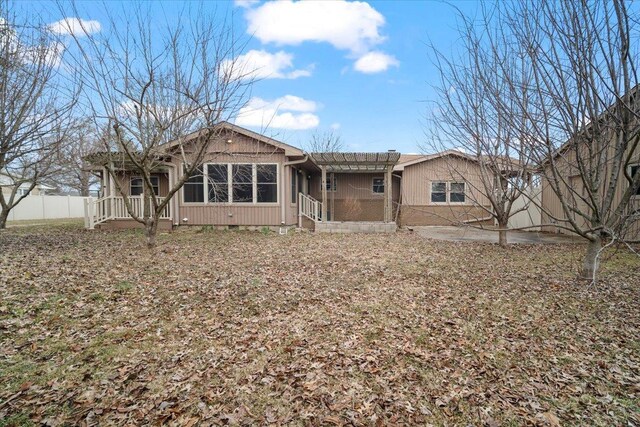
[21,0,482,153]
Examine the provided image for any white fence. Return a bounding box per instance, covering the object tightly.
[6,195,89,221]
[508,187,542,231]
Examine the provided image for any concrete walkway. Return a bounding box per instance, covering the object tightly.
[411,226,582,244]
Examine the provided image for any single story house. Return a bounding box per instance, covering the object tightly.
[0,171,54,198]
[83,122,521,232]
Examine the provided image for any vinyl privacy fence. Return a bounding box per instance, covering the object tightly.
[6,195,89,221]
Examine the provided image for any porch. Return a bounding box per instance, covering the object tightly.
[297,151,401,233]
[84,195,172,229]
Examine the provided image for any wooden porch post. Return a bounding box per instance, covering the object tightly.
[108,164,115,218]
[321,165,327,222]
[384,167,393,222]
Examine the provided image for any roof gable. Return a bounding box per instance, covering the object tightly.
[165,121,304,157]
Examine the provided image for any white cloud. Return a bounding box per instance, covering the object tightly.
[235,95,320,130]
[234,0,260,8]
[222,49,312,81]
[353,51,399,74]
[49,18,101,36]
[245,1,385,54]
[330,123,341,131]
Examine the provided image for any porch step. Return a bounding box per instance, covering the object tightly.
[315,221,397,234]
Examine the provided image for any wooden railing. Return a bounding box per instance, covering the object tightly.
[84,196,171,229]
[298,193,322,227]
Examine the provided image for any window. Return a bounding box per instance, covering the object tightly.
[431,182,447,202]
[231,164,253,202]
[372,177,384,194]
[632,165,640,196]
[431,181,466,203]
[257,164,277,203]
[321,175,337,192]
[450,182,466,203]
[183,162,279,204]
[184,167,204,203]
[17,188,30,197]
[208,164,229,203]
[291,169,298,203]
[130,176,159,196]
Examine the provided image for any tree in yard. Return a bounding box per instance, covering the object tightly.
[0,6,76,228]
[426,5,538,247]
[502,0,640,280]
[61,3,253,247]
[49,119,102,196]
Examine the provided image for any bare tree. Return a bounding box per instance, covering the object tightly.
[426,5,537,247]
[0,5,75,228]
[306,129,344,153]
[504,0,640,280]
[60,3,253,247]
[49,119,101,196]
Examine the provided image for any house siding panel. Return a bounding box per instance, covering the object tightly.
[540,141,640,240]
[399,156,493,226]
[171,130,298,226]
[308,173,395,221]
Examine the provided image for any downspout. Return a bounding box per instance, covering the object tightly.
[283,154,309,225]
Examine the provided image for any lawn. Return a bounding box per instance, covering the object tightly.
[0,224,638,426]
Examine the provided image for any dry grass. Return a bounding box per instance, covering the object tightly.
[0,224,638,426]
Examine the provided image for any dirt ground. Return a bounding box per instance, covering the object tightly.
[0,224,638,426]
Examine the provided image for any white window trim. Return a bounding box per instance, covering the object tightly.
[320,175,337,192]
[429,181,467,205]
[182,162,279,205]
[130,175,160,197]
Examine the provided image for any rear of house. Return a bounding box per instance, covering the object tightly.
[85,124,505,232]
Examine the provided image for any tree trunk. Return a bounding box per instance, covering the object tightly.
[498,219,508,247]
[0,208,9,230]
[144,218,158,249]
[80,178,90,197]
[580,235,602,281]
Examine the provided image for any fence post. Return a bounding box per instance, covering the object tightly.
[83,198,88,228]
[41,195,46,220]
[88,197,95,229]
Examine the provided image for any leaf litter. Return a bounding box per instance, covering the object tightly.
[0,224,638,426]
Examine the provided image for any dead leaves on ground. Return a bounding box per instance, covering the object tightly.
[0,225,639,426]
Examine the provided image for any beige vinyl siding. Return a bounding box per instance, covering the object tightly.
[172,129,299,226]
[541,141,640,239]
[308,173,396,221]
[399,155,493,226]
[115,172,170,197]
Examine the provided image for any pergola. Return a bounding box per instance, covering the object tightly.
[309,152,401,222]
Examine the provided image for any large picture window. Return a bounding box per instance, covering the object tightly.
[431,181,465,203]
[184,167,204,203]
[257,164,277,203]
[183,163,279,204]
[231,164,253,202]
[208,164,229,203]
